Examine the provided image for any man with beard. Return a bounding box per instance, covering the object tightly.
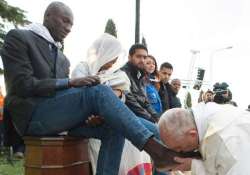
[203,90,214,103]
[170,78,182,108]
[121,44,159,123]
[158,62,173,111]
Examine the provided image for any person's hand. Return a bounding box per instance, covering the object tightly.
[172,157,192,171]
[85,115,104,127]
[69,76,100,87]
[113,89,122,98]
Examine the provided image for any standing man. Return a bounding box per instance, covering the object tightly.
[158,62,173,111]
[158,103,250,174]
[121,44,159,123]
[170,78,182,108]
[1,2,195,175]
[203,90,214,103]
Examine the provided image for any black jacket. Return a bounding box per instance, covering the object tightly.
[169,90,182,108]
[159,82,171,111]
[159,82,181,112]
[1,29,70,136]
[121,62,158,122]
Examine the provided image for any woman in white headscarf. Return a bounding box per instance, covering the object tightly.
[72,33,122,76]
[72,33,152,175]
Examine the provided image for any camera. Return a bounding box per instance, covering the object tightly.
[213,82,230,104]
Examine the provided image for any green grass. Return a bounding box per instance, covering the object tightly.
[0,150,24,175]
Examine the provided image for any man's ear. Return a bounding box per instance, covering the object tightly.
[188,129,198,138]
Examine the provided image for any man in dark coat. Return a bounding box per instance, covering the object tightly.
[121,44,159,123]
[170,78,182,108]
[158,62,173,112]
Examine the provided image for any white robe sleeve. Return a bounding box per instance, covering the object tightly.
[191,159,206,175]
[216,134,250,175]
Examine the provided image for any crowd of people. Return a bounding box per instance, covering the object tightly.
[198,82,238,107]
[1,1,250,175]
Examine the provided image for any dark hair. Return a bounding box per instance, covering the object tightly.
[205,89,214,95]
[144,55,161,90]
[129,43,148,56]
[160,62,173,70]
[146,55,158,76]
[43,1,72,30]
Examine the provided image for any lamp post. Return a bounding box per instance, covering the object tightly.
[186,50,200,88]
[209,46,233,87]
[135,0,140,43]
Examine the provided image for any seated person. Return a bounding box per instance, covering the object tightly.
[72,33,154,175]
[121,44,159,123]
[144,55,163,115]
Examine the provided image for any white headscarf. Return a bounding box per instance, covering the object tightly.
[71,33,130,92]
[86,33,124,75]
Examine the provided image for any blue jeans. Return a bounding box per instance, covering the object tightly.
[26,85,159,175]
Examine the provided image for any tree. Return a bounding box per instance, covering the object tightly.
[0,0,29,47]
[104,19,117,38]
[141,36,147,48]
[0,0,29,74]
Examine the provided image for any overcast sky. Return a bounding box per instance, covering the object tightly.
[3,0,250,109]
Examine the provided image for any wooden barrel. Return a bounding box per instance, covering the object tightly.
[24,136,92,175]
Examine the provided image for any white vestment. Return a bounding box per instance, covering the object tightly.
[191,102,250,175]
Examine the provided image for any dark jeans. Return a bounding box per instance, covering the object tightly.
[26,85,159,175]
[0,121,3,147]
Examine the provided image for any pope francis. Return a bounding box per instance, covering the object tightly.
[158,102,250,175]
